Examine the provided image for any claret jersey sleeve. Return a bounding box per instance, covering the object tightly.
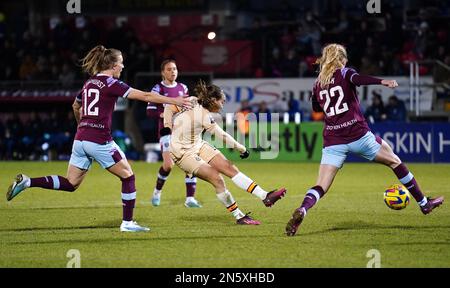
[146,84,163,118]
[108,78,131,98]
[341,67,382,86]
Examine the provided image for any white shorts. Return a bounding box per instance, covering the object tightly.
[160,135,171,153]
[69,140,125,170]
[321,131,382,169]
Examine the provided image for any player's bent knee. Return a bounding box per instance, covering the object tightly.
[389,156,402,169]
[121,174,135,182]
[121,174,136,193]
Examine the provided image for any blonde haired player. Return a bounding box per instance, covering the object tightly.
[285,43,444,236]
[165,80,287,225]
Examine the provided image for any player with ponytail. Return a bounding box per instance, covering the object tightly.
[165,80,287,225]
[7,45,192,232]
[285,43,444,236]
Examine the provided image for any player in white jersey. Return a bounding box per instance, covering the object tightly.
[165,80,287,225]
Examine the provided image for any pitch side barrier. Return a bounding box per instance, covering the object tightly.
[216,122,450,163]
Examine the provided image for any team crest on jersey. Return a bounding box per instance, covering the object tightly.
[152,85,161,93]
[164,142,169,148]
[117,80,128,88]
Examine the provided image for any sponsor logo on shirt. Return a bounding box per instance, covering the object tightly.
[326,119,358,131]
[79,122,105,129]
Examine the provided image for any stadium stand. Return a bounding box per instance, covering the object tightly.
[0,0,449,160]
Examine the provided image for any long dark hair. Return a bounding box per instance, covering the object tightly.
[194,80,223,110]
[81,45,121,76]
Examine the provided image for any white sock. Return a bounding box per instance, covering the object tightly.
[153,189,161,197]
[418,197,428,207]
[216,190,234,206]
[231,172,267,200]
[231,208,245,219]
[186,196,195,203]
[25,177,31,188]
[216,190,245,219]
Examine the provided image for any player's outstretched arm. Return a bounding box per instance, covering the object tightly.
[128,88,192,108]
[345,70,398,89]
[206,123,247,154]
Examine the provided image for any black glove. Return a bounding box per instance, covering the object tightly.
[240,150,250,159]
[160,127,172,136]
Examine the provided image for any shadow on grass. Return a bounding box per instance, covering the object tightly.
[0,217,268,246]
[300,221,450,236]
[0,221,119,232]
[0,213,256,233]
[4,233,274,246]
[4,220,450,247]
[179,214,229,224]
[1,205,120,211]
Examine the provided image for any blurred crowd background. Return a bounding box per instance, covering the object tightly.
[0,0,449,160]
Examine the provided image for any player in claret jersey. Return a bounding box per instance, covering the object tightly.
[6,45,192,232]
[285,43,444,236]
[147,60,201,208]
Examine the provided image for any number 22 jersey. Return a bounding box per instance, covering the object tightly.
[312,68,370,147]
[74,74,131,144]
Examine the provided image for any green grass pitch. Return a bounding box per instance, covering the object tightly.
[0,161,449,268]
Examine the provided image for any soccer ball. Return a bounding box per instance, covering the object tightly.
[384,184,411,210]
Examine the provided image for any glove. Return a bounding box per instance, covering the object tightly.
[160,127,172,136]
[240,150,250,159]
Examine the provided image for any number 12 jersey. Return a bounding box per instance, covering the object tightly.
[75,74,131,144]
